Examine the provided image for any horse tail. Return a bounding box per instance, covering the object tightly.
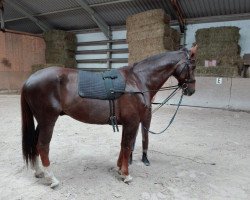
[21,88,38,166]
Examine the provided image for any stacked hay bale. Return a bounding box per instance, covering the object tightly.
[44,30,77,67]
[195,26,242,77]
[126,9,180,64]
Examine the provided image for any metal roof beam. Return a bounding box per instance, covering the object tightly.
[90,0,134,7]
[5,0,50,32]
[0,0,4,31]
[75,0,111,39]
[171,0,186,33]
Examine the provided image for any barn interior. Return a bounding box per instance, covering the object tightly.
[0,1,250,199]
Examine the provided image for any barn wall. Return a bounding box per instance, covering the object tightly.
[185,19,250,56]
[76,30,128,69]
[155,77,250,111]
[0,32,46,92]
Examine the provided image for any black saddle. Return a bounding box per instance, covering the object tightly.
[78,69,125,100]
[78,69,126,132]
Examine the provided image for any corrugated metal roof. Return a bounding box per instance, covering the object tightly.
[19,0,80,14]
[94,0,176,26]
[37,9,95,30]
[179,0,250,18]
[1,0,250,34]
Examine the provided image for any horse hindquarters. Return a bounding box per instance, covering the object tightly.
[21,83,60,188]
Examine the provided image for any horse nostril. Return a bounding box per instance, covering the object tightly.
[184,88,195,96]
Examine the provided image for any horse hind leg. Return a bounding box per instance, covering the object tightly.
[29,127,44,178]
[32,156,44,178]
[36,118,59,188]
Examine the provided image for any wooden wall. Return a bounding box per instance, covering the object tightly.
[0,31,45,92]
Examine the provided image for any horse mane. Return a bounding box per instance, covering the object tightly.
[127,48,191,76]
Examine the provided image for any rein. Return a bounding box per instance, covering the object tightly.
[142,54,193,135]
[143,86,184,135]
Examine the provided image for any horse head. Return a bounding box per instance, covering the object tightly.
[174,45,197,96]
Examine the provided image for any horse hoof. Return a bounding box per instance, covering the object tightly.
[116,168,122,175]
[142,154,150,166]
[129,154,133,165]
[34,171,44,178]
[123,175,133,183]
[50,178,60,188]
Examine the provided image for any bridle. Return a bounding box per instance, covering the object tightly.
[143,50,196,134]
[175,51,196,93]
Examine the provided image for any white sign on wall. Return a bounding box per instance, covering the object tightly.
[216,77,223,84]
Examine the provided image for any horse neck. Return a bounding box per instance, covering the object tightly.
[133,52,182,97]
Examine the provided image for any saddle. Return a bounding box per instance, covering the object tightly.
[78,69,126,132]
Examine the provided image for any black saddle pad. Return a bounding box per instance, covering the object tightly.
[78,69,126,100]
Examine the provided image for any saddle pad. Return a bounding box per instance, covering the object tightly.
[78,69,126,100]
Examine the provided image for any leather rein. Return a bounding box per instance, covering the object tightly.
[142,55,195,135]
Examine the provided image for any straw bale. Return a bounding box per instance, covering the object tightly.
[65,59,77,68]
[43,30,67,42]
[195,26,241,76]
[128,37,175,51]
[127,10,181,64]
[195,66,239,77]
[196,26,240,44]
[126,9,170,30]
[43,29,77,67]
[170,28,181,43]
[127,25,172,42]
[44,30,76,50]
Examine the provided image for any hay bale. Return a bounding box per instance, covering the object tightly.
[43,30,67,42]
[195,26,242,76]
[196,26,240,44]
[126,9,170,30]
[126,9,180,64]
[195,66,239,77]
[128,36,175,64]
[43,30,77,67]
[128,37,175,51]
[127,24,172,42]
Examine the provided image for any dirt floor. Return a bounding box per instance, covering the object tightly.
[0,95,249,200]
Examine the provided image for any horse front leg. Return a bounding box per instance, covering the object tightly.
[129,128,139,165]
[141,110,152,166]
[118,123,139,183]
[141,124,150,166]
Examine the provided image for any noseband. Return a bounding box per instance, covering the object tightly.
[175,53,196,91]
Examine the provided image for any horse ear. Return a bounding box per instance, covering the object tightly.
[190,44,198,58]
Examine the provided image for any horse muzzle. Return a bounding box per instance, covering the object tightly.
[183,88,195,96]
[181,82,195,96]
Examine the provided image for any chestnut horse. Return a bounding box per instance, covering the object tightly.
[21,48,196,188]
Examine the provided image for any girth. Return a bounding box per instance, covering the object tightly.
[102,70,120,132]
